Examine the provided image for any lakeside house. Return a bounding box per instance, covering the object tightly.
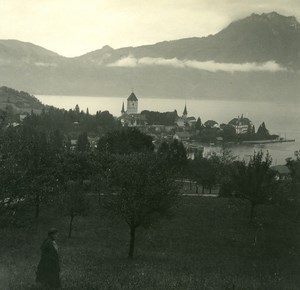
[229,115,254,134]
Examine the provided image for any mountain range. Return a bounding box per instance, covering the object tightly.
[0,12,299,101]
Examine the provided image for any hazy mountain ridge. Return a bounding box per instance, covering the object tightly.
[0,12,299,100]
[77,11,300,68]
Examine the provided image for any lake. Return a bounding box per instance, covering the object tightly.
[36,95,300,165]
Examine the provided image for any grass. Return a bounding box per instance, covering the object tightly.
[0,197,300,289]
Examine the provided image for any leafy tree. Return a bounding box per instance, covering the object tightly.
[188,155,219,194]
[103,152,179,258]
[97,128,154,155]
[77,132,90,152]
[231,151,276,220]
[140,110,178,126]
[0,132,26,225]
[195,117,202,130]
[0,125,63,220]
[75,104,80,114]
[0,109,7,128]
[220,124,236,141]
[215,150,237,197]
[204,120,218,128]
[286,151,300,194]
[157,139,187,172]
[61,181,90,238]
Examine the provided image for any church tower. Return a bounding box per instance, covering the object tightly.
[182,103,188,119]
[121,101,125,115]
[127,91,138,114]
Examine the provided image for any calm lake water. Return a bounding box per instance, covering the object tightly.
[36,95,300,165]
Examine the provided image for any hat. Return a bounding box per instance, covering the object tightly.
[48,228,59,236]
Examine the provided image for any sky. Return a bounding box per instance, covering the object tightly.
[0,0,299,57]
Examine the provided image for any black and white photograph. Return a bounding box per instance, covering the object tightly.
[0,1,300,289]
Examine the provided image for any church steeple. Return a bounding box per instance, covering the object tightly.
[121,101,125,114]
[182,103,188,118]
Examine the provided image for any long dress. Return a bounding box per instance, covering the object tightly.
[36,237,61,288]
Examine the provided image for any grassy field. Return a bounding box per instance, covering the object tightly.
[0,196,299,290]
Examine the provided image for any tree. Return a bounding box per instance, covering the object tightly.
[157,139,187,172]
[0,109,7,128]
[97,128,154,155]
[0,124,62,220]
[257,122,269,137]
[77,132,90,152]
[286,150,300,195]
[62,181,89,238]
[188,155,219,194]
[195,117,202,130]
[231,151,276,220]
[75,104,80,114]
[220,124,236,141]
[103,152,179,258]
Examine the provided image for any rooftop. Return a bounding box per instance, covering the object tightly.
[127,92,138,101]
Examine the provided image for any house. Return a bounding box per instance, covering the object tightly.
[175,117,185,127]
[19,113,28,122]
[271,165,291,181]
[70,139,77,150]
[173,131,191,142]
[229,115,254,134]
[186,116,197,126]
[88,137,100,149]
[185,144,204,160]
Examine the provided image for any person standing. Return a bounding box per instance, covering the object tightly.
[36,228,61,289]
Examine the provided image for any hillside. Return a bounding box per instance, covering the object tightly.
[0,86,44,113]
[0,12,299,100]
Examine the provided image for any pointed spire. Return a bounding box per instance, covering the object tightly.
[183,103,188,117]
[121,101,125,114]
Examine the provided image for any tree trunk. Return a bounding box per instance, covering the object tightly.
[196,184,198,194]
[128,226,136,259]
[202,185,205,194]
[35,192,40,219]
[68,214,75,238]
[189,181,192,190]
[209,186,212,194]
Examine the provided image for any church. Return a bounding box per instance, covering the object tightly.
[119,92,147,127]
[119,91,196,129]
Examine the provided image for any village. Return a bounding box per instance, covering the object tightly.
[117,91,277,159]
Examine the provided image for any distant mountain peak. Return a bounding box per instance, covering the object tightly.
[101,45,114,51]
[248,11,300,30]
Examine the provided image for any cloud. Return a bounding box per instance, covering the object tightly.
[34,62,58,67]
[107,55,286,72]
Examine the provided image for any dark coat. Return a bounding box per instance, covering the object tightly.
[36,237,61,288]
